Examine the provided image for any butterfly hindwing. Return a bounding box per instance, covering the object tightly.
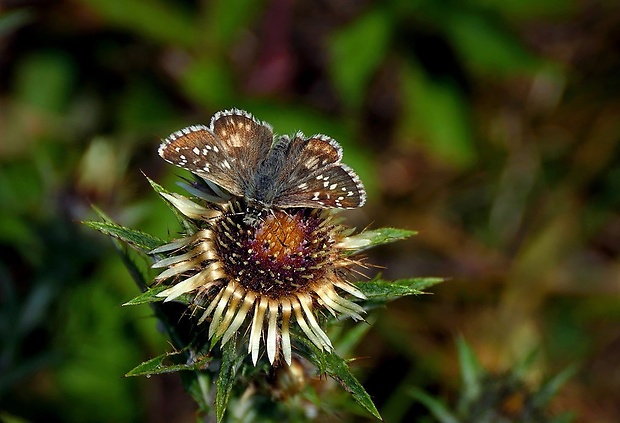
[272,134,366,209]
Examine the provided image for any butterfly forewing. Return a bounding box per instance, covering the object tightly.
[210,110,273,171]
[159,109,273,198]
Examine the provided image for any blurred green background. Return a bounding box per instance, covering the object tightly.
[1,0,619,421]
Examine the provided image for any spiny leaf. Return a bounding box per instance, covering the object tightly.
[356,277,443,301]
[325,352,381,419]
[295,334,381,420]
[84,220,165,253]
[125,352,212,377]
[348,228,417,254]
[216,339,244,423]
[122,285,192,306]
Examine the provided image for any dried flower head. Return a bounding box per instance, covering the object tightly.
[152,188,372,366]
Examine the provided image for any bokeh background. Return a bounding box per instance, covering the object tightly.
[1,0,619,421]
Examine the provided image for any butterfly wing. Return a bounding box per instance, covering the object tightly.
[273,133,366,209]
[158,109,273,197]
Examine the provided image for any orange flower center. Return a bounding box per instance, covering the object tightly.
[215,209,333,299]
[254,212,305,260]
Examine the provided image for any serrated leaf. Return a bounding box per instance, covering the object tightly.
[295,334,381,420]
[356,277,443,301]
[125,352,211,377]
[216,339,243,422]
[122,285,191,306]
[349,228,417,254]
[84,220,166,253]
[325,351,381,419]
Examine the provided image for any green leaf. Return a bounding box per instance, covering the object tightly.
[203,0,262,48]
[533,363,578,408]
[329,9,392,109]
[401,62,476,168]
[349,227,417,254]
[125,352,212,377]
[456,337,483,409]
[123,285,179,306]
[408,387,458,423]
[15,51,76,113]
[216,339,243,423]
[357,277,443,301]
[84,220,165,253]
[444,10,542,75]
[181,59,236,108]
[77,0,198,46]
[296,335,381,420]
[325,351,381,419]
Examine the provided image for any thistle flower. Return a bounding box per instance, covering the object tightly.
[85,110,438,420]
[152,187,372,366]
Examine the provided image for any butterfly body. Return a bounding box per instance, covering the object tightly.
[159,109,366,214]
[245,135,292,209]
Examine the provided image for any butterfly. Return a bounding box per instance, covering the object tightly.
[158,108,366,211]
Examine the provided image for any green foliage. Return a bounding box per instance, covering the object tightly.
[412,338,576,423]
[216,340,245,422]
[443,10,543,75]
[15,51,76,113]
[83,219,166,254]
[358,277,443,302]
[400,62,476,167]
[77,0,198,46]
[296,333,382,420]
[330,9,392,110]
[350,228,418,253]
[122,285,171,305]
[126,351,212,377]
